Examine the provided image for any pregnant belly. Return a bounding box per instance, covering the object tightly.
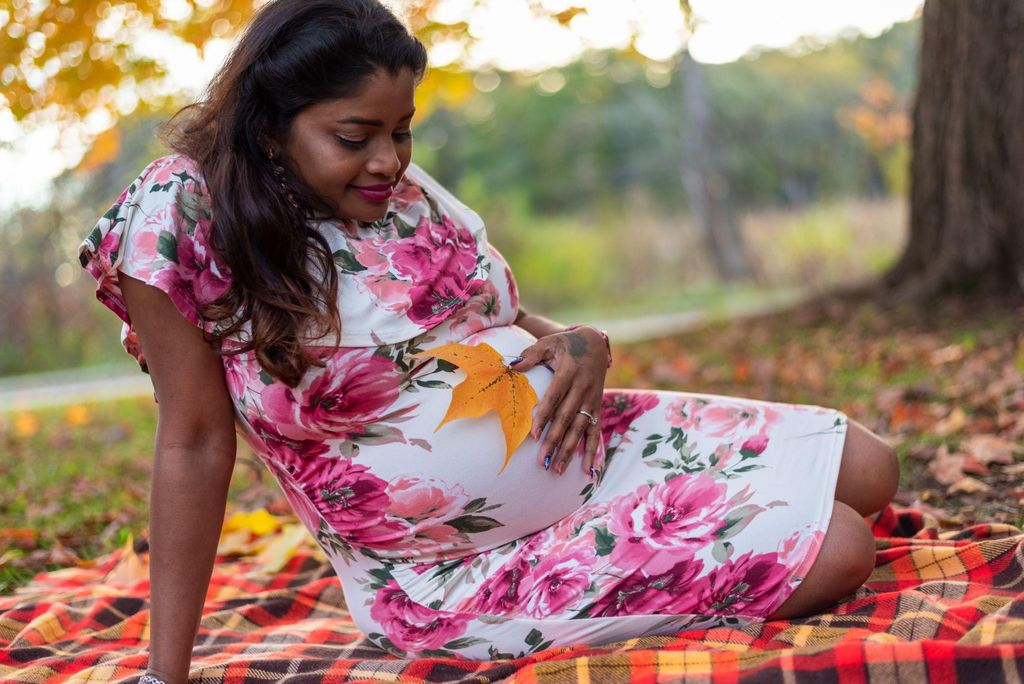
[355,324,599,562]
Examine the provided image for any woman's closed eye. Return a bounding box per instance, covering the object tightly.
[335,131,413,150]
[335,135,367,150]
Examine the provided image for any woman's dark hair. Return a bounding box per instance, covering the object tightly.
[161,0,427,387]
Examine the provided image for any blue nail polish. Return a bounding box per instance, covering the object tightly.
[589,466,596,478]
[509,356,524,366]
[544,453,552,470]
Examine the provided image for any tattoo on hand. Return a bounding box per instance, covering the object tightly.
[565,331,588,360]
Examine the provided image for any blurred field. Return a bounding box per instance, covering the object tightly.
[515,195,906,321]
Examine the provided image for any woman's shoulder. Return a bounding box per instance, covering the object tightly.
[129,154,208,196]
[392,163,484,234]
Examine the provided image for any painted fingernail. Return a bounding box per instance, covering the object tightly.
[543,453,552,470]
[589,466,596,478]
[509,356,524,366]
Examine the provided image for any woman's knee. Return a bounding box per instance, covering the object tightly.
[836,420,899,516]
[769,502,875,619]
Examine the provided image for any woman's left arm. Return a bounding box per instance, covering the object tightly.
[511,305,610,477]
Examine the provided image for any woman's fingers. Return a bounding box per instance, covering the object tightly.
[531,356,570,441]
[582,413,603,476]
[508,341,547,372]
[536,383,585,469]
[551,409,593,474]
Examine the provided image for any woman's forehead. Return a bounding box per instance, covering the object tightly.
[306,69,417,124]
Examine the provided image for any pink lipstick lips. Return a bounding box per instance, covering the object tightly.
[351,183,393,202]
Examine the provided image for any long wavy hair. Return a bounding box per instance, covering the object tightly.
[161,0,427,387]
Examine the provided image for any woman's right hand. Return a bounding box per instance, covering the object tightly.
[120,272,238,684]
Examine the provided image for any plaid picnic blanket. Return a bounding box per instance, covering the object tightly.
[3,506,1024,683]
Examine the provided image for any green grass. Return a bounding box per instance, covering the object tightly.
[0,397,266,593]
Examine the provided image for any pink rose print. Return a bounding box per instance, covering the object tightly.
[174,220,230,300]
[384,214,480,327]
[261,349,402,440]
[223,355,252,399]
[474,556,533,616]
[503,260,519,312]
[349,236,414,313]
[348,236,392,275]
[551,500,611,538]
[740,433,770,456]
[390,177,426,208]
[666,398,780,443]
[265,460,323,532]
[292,456,397,543]
[124,227,161,279]
[608,474,729,573]
[519,546,595,618]
[370,580,472,652]
[591,557,705,617]
[387,476,469,545]
[600,392,661,445]
[689,551,791,617]
[777,525,826,571]
[248,417,330,470]
[446,279,502,339]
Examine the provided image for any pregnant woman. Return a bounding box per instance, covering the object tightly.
[78,0,898,680]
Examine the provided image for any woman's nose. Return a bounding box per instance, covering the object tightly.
[367,141,401,177]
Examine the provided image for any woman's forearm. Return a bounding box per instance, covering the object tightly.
[514,306,567,339]
[147,444,235,684]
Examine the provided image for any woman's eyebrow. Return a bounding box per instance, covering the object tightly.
[336,109,416,126]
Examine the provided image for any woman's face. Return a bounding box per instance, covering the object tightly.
[282,67,416,223]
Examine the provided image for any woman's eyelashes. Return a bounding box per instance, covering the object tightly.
[335,135,366,150]
[334,131,413,150]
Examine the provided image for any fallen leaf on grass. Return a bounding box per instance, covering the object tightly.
[947,477,992,495]
[1,527,39,550]
[105,534,148,584]
[412,342,539,473]
[928,445,965,485]
[962,435,1018,465]
[930,344,966,366]
[889,402,930,432]
[961,454,990,476]
[933,407,967,437]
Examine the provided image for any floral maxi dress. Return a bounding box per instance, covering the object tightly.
[79,155,848,660]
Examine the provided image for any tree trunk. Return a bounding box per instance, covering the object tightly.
[679,48,753,283]
[885,0,1024,298]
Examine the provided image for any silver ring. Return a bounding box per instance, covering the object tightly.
[577,409,598,426]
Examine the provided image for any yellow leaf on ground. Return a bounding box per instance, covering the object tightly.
[254,524,313,574]
[412,342,539,474]
[947,476,992,495]
[223,509,283,537]
[105,534,148,584]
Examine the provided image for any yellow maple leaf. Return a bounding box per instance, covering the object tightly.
[412,342,538,474]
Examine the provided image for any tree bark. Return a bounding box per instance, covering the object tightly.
[885,0,1024,298]
[679,48,753,283]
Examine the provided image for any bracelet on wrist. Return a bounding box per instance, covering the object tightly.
[564,324,613,369]
[140,675,168,684]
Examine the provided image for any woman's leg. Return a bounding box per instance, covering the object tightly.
[835,419,900,516]
[767,421,895,619]
[769,501,875,619]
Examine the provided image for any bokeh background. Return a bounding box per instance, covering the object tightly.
[0,0,921,377]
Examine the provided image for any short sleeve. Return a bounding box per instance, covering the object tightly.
[78,155,231,370]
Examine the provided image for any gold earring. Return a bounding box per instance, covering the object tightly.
[267,151,299,209]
